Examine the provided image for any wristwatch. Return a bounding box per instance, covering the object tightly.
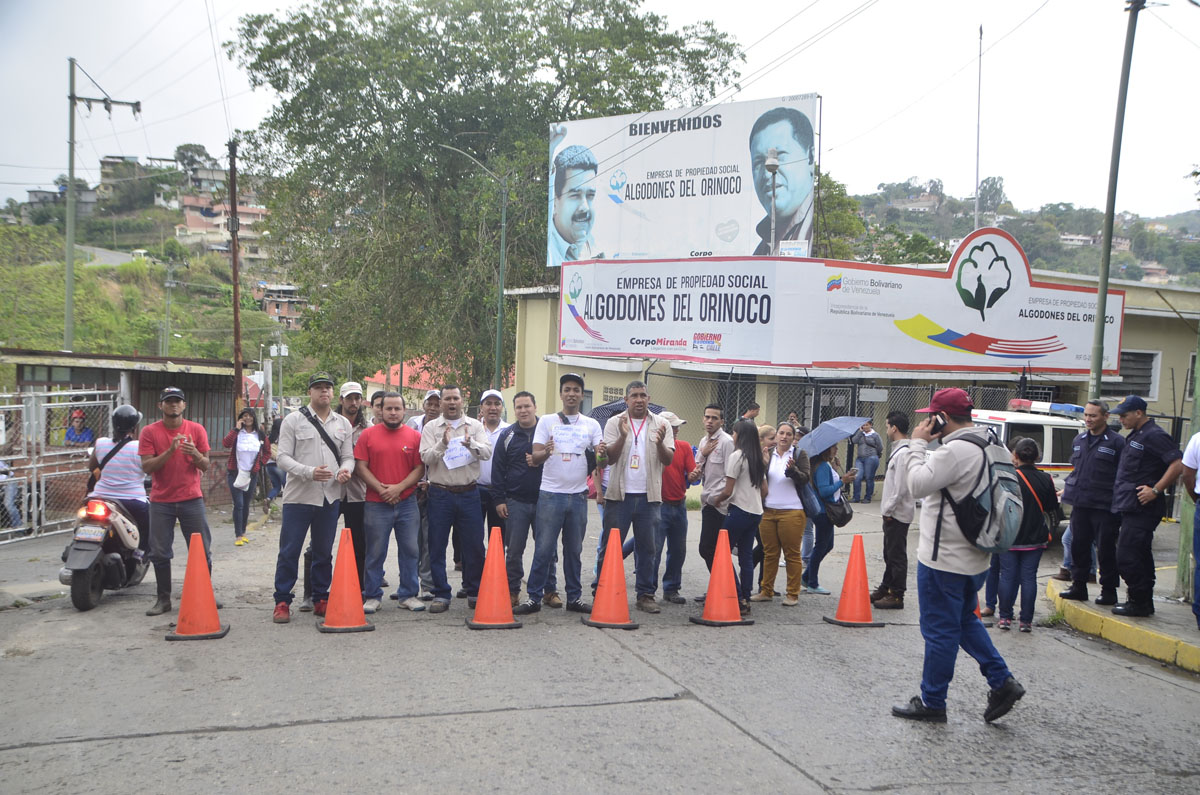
[1151,486,1161,496]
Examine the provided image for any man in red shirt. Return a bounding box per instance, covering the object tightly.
[355,392,426,613]
[655,411,696,604]
[139,387,213,617]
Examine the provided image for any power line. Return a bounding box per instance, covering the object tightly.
[1148,8,1200,51]
[205,0,234,140]
[81,88,255,145]
[112,2,239,96]
[97,0,189,77]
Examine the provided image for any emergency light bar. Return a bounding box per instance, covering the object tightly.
[1007,399,1085,418]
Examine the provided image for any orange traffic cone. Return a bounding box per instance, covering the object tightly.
[822,534,884,628]
[975,596,994,627]
[317,527,374,633]
[690,528,753,626]
[467,527,521,630]
[166,532,229,641]
[583,528,638,630]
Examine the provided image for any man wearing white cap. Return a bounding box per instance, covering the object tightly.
[477,389,510,553]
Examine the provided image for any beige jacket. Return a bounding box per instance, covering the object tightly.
[906,426,993,575]
[419,415,492,487]
[277,406,355,507]
[602,410,674,502]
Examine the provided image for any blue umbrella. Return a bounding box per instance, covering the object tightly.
[795,415,872,456]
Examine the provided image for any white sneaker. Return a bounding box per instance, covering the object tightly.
[401,597,427,612]
[362,598,381,614]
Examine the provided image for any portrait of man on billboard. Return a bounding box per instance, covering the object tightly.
[749,107,815,257]
[548,140,604,267]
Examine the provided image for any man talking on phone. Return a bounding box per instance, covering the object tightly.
[140,387,213,617]
[893,388,1024,724]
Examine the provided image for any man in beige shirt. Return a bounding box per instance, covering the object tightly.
[419,385,492,613]
[600,380,674,613]
[272,372,354,624]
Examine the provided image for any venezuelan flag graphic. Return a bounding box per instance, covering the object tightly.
[564,293,607,342]
[826,274,843,291]
[895,315,1066,359]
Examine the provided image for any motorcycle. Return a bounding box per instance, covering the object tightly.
[59,497,149,611]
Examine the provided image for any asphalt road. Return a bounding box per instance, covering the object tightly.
[1,502,1197,793]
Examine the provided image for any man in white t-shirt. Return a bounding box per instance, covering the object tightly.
[600,380,674,613]
[515,373,606,615]
[1178,431,1200,632]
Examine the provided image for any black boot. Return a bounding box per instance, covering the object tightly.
[1058,584,1088,601]
[145,564,172,616]
[1094,588,1118,606]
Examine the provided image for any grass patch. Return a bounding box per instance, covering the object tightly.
[1038,609,1067,628]
[686,497,701,511]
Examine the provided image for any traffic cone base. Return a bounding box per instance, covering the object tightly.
[166,533,229,641]
[317,527,374,633]
[821,533,884,628]
[467,527,522,630]
[974,597,994,628]
[584,528,638,630]
[691,529,753,627]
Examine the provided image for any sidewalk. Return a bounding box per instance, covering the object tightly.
[1044,518,1199,673]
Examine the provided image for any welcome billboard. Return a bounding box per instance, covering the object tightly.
[558,229,1124,375]
[547,94,820,267]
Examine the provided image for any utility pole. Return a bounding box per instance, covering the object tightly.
[1088,0,1145,399]
[162,261,175,357]
[64,57,140,352]
[974,25,982,230]
[229,140,245,412]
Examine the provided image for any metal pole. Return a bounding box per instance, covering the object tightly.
[229,140,244,412]
[1088,0,1145,399]
[1180,321,1200,599]
[974,25,982,230]
[163,262,173,357]
[65,58,76,352]
[494,175,508,389]
[770,172,777,256]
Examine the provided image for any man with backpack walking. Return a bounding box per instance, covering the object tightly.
[892,388,1025,724]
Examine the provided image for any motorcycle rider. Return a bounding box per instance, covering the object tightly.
[85,405,150,557]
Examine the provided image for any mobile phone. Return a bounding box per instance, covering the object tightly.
[929,413,947,435]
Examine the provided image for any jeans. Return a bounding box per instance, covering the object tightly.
[1061,518,1097,576]
[528,490,587,602]
[1192,508,1200,627]
[656,501,689,594]
[759,507,805,597]
[265,463,286,500]
[725,505,761,601]
[274,499,339,604]
[599,494,660,598]
[363,497,419,601]
[801,515,814,568]
[998,548,1044,623]
[853,455,880,502]
[1116,511,1160,604]
[504,498,556,596]
[3,478,23,527]
[984,554,1001,610]
[801,513,834,589]
[226,470,251,538]
[427,486,485,601]
[917,563,1013,710]
[148,498,212,569]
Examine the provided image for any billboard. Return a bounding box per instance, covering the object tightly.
[547,94,820,267]
[558,228,1125,375]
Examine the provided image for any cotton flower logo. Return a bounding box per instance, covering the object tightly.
[956,242,1011,321]
[569,272,583,300]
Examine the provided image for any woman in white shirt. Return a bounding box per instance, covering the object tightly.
[223,408,270,546]
[754,422,811,605]
[712,419,767,615]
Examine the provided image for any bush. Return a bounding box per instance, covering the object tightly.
[117,260,149,286]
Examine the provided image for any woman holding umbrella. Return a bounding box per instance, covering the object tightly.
[802,444,855,594]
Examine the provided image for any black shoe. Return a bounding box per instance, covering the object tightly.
[891,696,947,723]
[1094,589,1118,606]
[565,599,591,614]
[455,588,467,599]
[984,677,1025,722]
[1112,601,1154,617]
[513,599,541,615]
[467,597,477,609]
[1058,585,1088,601]
[663,591,686,604]
[693,594,706,603]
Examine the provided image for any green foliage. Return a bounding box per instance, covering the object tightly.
[100,162,183,214]
[854,225,951,265]
[0,226,63,267]
[54,174,90,192]
[231,0,743,396]
[116,260,150,286]
[812,171,864,260]
[978,176,1006,214]
[174,144,219,171]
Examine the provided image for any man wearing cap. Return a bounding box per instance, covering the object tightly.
[1109,395,1182,617]
[476,389,510,554]
[1057,400,1124,606]
[407,389,441,599]
[419,385,492,613]
[599,380,675,613]
[655,410,695,604]
[139,387,213,617]
[65,409,95,447]
[515,373,605,615]
[271,372,355,624]
[893,388,1025,724]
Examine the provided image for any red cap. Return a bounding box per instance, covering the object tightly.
[70,409,86,419]
[916,388,973,415]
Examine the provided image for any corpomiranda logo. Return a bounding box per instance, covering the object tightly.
[629,337,686,347]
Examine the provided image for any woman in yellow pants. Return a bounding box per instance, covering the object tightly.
[754,421,811,605]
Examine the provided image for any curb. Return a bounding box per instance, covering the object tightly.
[1045,580,1200,673]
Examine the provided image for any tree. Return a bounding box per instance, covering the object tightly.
[854,225,949,265]
[978,176,1006,213]
[812,170,864,260]
[231,0,742,396]
[174,143,219,172]
[53,174,90,192]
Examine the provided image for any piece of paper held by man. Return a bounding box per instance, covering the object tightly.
[443,438,474,470]
[551,423,587,455]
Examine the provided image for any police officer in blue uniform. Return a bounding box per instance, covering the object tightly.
[1058,400,1124,605]
[1110,395,1183,617]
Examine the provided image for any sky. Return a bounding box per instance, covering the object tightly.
[2,0,1198,218]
